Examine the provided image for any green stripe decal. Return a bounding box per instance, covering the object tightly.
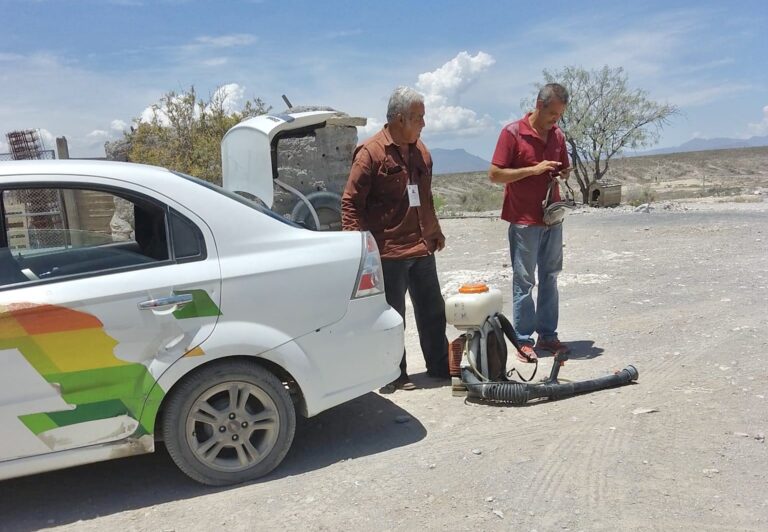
[173,289,222,319]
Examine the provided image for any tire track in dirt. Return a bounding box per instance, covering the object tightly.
[535,413,619,505]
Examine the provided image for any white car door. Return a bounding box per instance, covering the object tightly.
[0,180,220,462]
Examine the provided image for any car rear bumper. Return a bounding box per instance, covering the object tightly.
[293,294,403,417]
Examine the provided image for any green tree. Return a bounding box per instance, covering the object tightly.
[128,86,270,184]
[523,66,678,203]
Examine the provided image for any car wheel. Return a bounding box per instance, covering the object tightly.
[162,360,296,486]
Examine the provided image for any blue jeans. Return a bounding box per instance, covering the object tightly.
[508,223,563,345]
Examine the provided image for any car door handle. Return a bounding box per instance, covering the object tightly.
[138,294,194,310]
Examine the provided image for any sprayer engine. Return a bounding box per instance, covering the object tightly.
[445,283,639,405]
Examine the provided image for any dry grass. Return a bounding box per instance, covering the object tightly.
[433,146,768,212]
[715,195,763,203]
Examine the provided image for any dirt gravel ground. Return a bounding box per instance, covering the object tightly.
[1,199,767,532]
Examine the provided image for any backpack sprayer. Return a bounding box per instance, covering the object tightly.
[445,283,638,405]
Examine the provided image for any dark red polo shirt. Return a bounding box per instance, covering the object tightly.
[491,113,570,225]
[341,126,445,259]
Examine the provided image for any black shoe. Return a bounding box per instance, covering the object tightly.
[427,369,451,379]
[378,383,396,394]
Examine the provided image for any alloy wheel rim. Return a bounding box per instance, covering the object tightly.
[185,381,280,472]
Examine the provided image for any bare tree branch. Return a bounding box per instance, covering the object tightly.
[524,66,679,203]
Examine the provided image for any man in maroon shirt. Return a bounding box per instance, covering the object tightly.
[488,83,571,361]
[342,86,449,390]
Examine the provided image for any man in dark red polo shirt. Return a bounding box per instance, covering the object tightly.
[488,83,571,361]
[342,86,449,390]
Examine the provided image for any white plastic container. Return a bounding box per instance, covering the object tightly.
[445,283,503,330]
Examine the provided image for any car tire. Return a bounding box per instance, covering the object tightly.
[290,191,342,231]
[162,359,296,486]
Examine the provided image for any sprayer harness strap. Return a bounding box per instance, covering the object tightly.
[542,174,576,207]
[491,314,537,382]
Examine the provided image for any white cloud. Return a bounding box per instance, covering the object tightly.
[0,51,159,157]
[87,130,110,139]
[747,105,768,136]
[499,112,523,127]
[137,83,247,125]
[139,105,170,126]
[211,83,245,114]
[325,29,363,39]
[416,51,496,135]
[110,119,128,132]
[660,82,753,107]
[38,129,55,151]
[202,57,229,67]
[519,10,752,112]
[0,52,23,62]
[194,34,257,48]
[138,92,192,126]
[357,117,383,139]
[0,139,7,153]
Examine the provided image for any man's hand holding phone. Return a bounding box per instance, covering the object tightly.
[533,160,562,176]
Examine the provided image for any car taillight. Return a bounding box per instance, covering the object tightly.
[352,232,385,299]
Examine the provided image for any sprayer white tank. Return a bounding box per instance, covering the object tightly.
[445,283,503,330]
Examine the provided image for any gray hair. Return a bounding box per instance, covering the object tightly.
[386,86,424,121]
[537,83,569,106]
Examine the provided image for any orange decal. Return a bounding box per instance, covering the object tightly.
[10,304,103,335]
[185,346,205,357]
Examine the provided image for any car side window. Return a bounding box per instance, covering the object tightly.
[1,187,170,287]
[170,208,206,261]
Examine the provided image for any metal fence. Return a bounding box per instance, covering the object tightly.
[0,149,56,161]
[4,188,67,250]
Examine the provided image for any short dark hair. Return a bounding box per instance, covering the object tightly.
[537,83,569,106]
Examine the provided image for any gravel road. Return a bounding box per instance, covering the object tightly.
[2,199,766,532]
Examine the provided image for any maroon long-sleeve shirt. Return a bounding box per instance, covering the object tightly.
[341,126,445,259]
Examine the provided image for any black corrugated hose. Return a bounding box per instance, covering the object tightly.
[461,312,639,405]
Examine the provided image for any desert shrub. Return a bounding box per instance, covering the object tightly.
[128,86,270,184]
[716,195,762,203]
[705,186,743,197]
[433,194,445,213]
[625,186,656,206]
[457,187,504,212]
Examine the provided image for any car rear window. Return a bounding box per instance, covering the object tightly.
[172,171,299,227]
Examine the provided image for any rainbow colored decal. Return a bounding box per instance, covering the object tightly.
[0,303,164,438]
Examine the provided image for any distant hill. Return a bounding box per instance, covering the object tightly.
[430,145,768,213]
[431,148,490,175]
[634,135,768,156]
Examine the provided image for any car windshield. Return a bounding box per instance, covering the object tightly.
[172,171,299,227]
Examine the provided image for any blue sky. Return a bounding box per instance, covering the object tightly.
[2,0,766,159]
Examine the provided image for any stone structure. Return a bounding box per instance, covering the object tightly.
[104,138,134,238]
[272,109,365,229]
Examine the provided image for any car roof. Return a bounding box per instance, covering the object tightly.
[0,159,303,231]
[0,159,177,187]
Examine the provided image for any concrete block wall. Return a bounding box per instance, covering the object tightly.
[272,123,359,216]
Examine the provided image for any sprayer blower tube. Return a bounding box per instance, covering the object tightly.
[462,365,639,405]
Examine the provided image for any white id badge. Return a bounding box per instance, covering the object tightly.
[407,184,421,207]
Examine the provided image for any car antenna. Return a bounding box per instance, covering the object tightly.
[282,94,293,110]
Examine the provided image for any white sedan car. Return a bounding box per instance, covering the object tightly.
[0,160,403,485]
